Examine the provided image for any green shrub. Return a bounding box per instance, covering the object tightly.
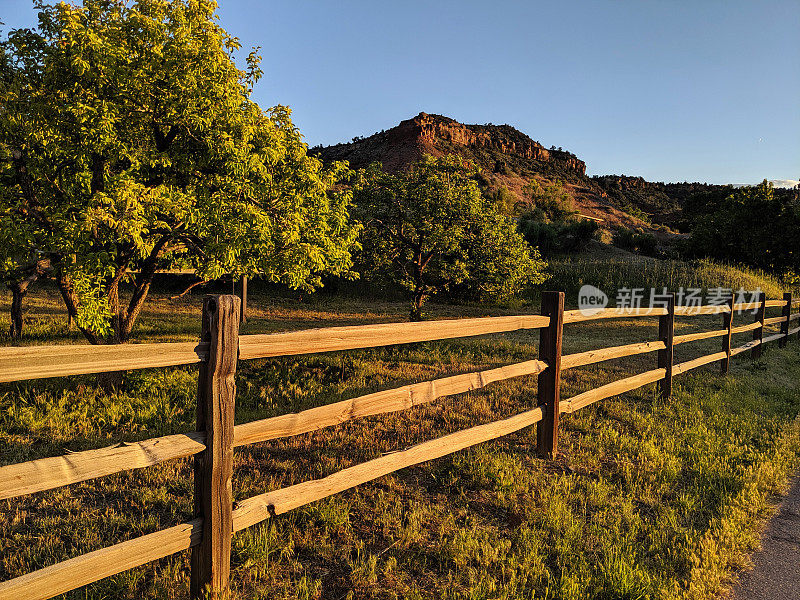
[520,179,576,222]
[613,228,658,256]
[687,181,800,277]
[519,217,598,257]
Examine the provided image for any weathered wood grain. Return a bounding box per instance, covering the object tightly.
[674,305,730,316]
[562,307,667,324]
[722,295,735,374]
[233,359,548,447]
[536,292,564,458]
[673,328,728,345]
[0,519,202,600]
[731,321,762,335]
[238,315,551,360]
[0,432,205,500]
[765,299,788,308]
[753,292,766,360]
[559,368,666,414]
[191,296,239,599]
[779,293,791,348]
[658,294,675,399]
[0,342,207,384]
[761,332,785,345]
[673,351,728,375]
[764,315,788,326]
[731,339,761,356]
[560,340,666,370]
[733,301,761,312]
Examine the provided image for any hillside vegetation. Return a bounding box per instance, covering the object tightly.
[312,112,661,236]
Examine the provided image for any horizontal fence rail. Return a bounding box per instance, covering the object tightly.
[0,291,796,600]
[560,367,666,414]
[673,328,728,345]
[233,359,548,447]
[562,306,668,323]
[238,315,551,360]
[560,340,666,369]
[0,520,203,600]
[0,342,208,384]
[232,404,548,532]
[0,432,206,500]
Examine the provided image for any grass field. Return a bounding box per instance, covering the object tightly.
[1,281,799,600]
[547,252,786,300]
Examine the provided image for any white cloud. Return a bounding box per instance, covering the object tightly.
[731,180,799,189]
[769,179,800,189]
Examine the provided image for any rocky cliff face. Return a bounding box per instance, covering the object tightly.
[312,112,673,235]
[313,112,586,175]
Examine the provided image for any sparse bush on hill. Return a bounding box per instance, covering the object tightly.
[513,176,598,257]
[489,186,519,215]
[520,179,576,221]
[354,156,546,320]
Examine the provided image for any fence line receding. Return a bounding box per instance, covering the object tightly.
[0,289,797,600]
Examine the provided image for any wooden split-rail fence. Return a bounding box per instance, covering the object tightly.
[1,290,799,599]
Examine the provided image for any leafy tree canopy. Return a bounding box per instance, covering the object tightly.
[520,179,576,223]
[354,155,546,320]
[687,181,800,279]
[0,0,359,342]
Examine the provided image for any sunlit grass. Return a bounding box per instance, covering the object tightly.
[0,285,798,599]
[548,256,786,300]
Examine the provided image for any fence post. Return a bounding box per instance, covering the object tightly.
[657,293,675,399]
[537,291,564,459]
[752,291,766,360]
[780,292,791,348]
[191,295,240,600]
[721,294,734,374]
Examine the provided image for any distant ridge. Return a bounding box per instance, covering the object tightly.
[311,112,586,175]
[311,112,655,231]
[310,112,794,238]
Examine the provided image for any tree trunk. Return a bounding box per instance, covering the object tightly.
[410,290,427,322]
[9,282,26,340]
[115,236,173,343]
[118,259,159,343]
[7,258,49,340]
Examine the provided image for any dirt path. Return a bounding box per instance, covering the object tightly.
[730,477,800,600]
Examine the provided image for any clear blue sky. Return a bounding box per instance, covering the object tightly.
[3,0,799,184]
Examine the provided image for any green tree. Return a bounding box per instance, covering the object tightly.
[521,179,576,222]
[688,181,800,277]
[355,156,545,320]
[0,0,359,343]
